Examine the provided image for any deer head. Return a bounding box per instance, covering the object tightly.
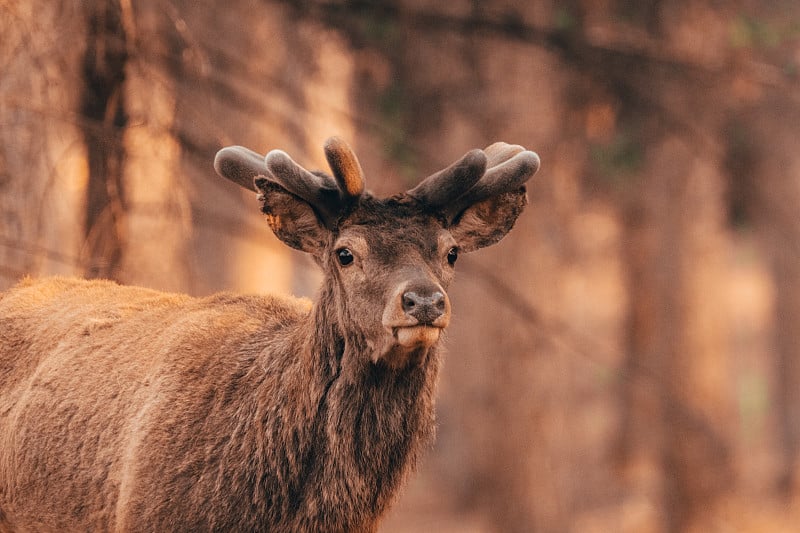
[214,137,540,368]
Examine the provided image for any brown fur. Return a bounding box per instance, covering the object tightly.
[0,141,538,532]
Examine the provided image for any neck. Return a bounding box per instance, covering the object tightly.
[284,280,442,529]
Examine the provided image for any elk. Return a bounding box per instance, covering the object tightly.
[0,137,540,532]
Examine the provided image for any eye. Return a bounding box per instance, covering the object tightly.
[446,247,458,266]
[337,248,354,266]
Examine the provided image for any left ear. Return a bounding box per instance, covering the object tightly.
[449,187,527,253]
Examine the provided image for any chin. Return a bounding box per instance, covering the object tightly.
[373,326,443,369]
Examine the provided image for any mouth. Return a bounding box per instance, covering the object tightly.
[375,324,445,368]
[391,325,443,348]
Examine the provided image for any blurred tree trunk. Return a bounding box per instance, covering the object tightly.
[80,0,129,279]
[0,2,85,285]
[741,94,800,496]
[617,136,734,532]
[617,198,667,529]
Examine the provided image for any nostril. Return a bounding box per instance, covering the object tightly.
[432,292,445,311]
[402,292,419,313]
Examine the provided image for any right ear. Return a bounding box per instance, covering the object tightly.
[214,145,330,253]
[255,177,328,253]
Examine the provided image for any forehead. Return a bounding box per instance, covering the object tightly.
[336,196,447,251]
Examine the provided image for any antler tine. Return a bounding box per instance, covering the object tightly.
[484,142,525,167]
[214,146,270,191]
[324,136,365,199]
[444,148,540,222]
[265,150,342,226]
[407,149,487,208]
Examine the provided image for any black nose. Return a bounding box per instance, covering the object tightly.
[402,290,446,325]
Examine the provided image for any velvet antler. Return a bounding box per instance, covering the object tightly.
[324,136,365,198]
[213,146,269,191]
[408,142,540,223]
[406,149,487,208]
[214,137,365,227]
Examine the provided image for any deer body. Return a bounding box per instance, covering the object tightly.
[0,138,539,531]
[0,277,433,531]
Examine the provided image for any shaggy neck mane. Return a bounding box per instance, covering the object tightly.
[266,278,441,530]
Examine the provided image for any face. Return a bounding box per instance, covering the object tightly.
[230,141,537,370]
[329,200,457,368]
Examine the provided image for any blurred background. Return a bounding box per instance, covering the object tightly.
[1,0,799,531]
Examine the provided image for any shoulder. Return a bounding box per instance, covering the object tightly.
[196,291,312,327]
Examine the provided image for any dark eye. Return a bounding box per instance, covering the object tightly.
[446,247,458,266]
[337,248,354,266]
